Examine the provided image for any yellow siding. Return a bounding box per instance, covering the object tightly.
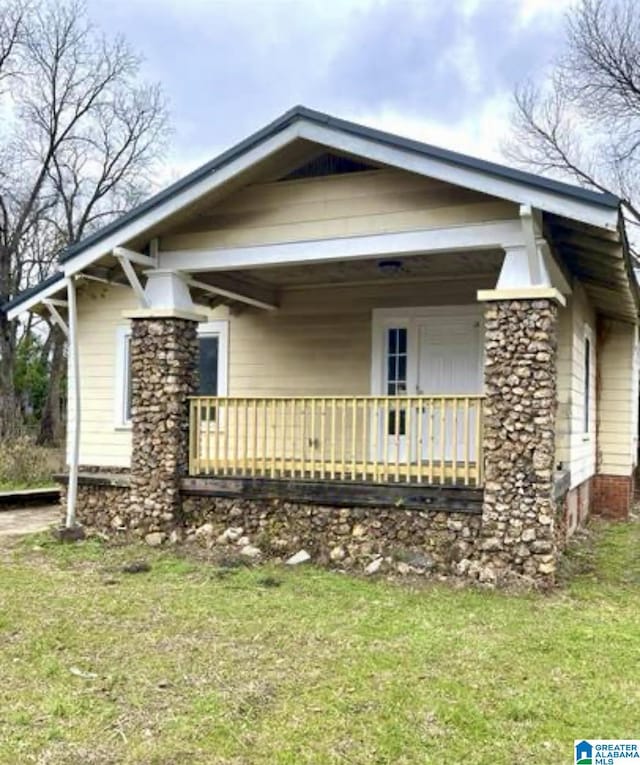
[228,278,492,396]
[556,287,638,480]
[73,276,493,468]
[160,168,517,251]
[555,301,573,472]
[555,282,598,488]
[77,274,637,480]
[72,282,138,467]
[597,318,637,475]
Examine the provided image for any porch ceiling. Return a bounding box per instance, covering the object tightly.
[193,248,504,291]
[546,213,638,322]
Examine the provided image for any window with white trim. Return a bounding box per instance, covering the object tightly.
[115,326,132,428]
[115,321,229,428]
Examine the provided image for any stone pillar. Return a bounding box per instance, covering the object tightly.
[128,316,199,534]
[475,297,560,586]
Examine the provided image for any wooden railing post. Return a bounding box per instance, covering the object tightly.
[187,394,485,487]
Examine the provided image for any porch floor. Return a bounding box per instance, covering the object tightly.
[182,474,484,512]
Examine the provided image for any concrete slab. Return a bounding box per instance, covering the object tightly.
[0,505,60,536]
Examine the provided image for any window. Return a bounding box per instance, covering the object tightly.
[115,320,228,428]
[386,327,407,436]
[386,327,407,395]
[115,326,132,427]
[584,333,592,434]
[198,335,219,396]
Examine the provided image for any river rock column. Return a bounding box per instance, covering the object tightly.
[127,316,199,534]
[475,298,560,587]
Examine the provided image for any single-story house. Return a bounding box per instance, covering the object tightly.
[4,106,639,585]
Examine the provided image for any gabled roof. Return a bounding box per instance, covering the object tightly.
[57,105,619,266]
[1,104,631,319]
[2,272,66,316]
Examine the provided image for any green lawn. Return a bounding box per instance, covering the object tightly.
[0,519,638,764]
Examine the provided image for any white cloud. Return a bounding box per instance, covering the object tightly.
[348,92,514,165]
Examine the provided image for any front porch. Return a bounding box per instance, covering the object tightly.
[188,394,484,487]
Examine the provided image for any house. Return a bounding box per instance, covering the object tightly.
[3,106,639,585]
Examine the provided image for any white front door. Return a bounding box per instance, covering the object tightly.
[372,307,483,465]
[416,315,482,461]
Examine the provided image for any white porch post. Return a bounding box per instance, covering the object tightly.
[65,275,80,528]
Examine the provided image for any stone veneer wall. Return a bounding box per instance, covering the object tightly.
[58,467,129,530]
[128,317,199,531]
[476,298,559,586]
[183,496,483,576]
[55,300,581,587]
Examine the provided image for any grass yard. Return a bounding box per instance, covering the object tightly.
[0,520,639,764]
[0,443,63,492]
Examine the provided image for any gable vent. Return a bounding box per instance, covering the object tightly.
[279,152,377,181]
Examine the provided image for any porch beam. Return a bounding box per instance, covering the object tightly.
[116,254,150,308]
[520,205,572,294]
[43,300,69,338]
[112,246,157,269]
[520,205,544,285]
[186,274,278,311]
[159,221,524,272]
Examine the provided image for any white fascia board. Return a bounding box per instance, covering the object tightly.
[159,221,523,273]
[62,123,302,278]
[297,122,620,232]
[6,278,65,320]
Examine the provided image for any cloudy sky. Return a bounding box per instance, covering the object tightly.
[85,0,574,182]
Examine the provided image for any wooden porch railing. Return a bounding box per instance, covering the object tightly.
[188,395,484,487]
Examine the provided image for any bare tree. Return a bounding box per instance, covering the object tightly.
[0,0,169,441]
[505,0,640,247]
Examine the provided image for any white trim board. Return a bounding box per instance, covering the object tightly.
[199,320,229,397]
[159,221,523,273]
[56,114,619,282]
[114,325,132,429]
[62,124,302,278]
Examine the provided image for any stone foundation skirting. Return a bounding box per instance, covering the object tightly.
[59,465,596,585]
[592,473,634,520]
[182,495,483,577]
[58,469,131,531]
[58,471,485,578]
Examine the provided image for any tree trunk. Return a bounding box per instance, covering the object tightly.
[0,310,20,439]
[37,324,66,446]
